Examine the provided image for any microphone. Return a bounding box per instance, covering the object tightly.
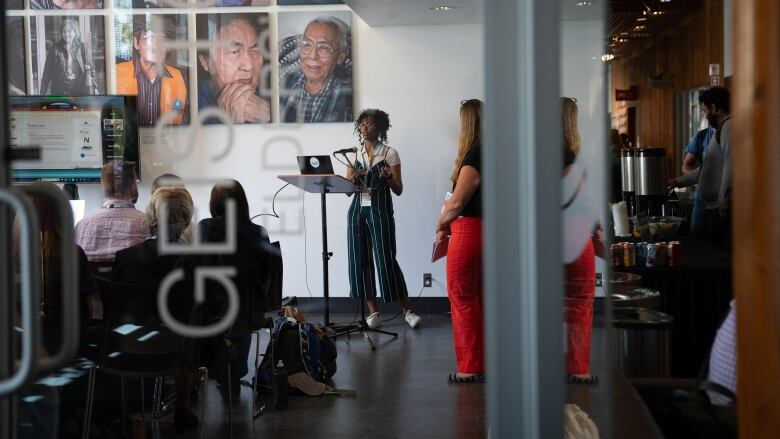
[334,147,357,154]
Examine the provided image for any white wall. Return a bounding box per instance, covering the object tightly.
[78,17,485,300]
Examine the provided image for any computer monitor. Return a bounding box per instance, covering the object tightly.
[297,155,334,175]
[10,95,139,183]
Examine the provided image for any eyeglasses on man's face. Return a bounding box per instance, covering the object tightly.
[299,38,339,59]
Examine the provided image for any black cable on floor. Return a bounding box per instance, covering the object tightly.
[382,284,426,323]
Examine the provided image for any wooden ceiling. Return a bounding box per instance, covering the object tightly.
[608,0,704,56]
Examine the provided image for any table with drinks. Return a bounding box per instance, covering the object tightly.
[610,236,732,377]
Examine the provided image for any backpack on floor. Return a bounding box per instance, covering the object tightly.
[256,317,337,388]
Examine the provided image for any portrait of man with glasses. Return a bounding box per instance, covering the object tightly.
[279,13,353,123]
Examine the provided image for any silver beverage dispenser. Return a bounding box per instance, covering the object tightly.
[634,148,668,216]
[620,148,636,216]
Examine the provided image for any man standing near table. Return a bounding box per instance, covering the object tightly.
[670,86,732,252]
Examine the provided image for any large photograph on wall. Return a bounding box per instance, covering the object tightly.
[6,17,26,95]
[196,13,271,124]
[278,0,343,4]
[278,11,352,123]
[31,16,106,96]
[30,0,103,9]
[114,14,189,125]
[116,0,267,8]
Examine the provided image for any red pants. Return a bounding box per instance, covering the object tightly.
[447,216,484,374]
[565,239,596,375]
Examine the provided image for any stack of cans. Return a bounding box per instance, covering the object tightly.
[610,241,682,267]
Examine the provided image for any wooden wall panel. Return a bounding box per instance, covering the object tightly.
[733,0,780,435]
[610,0,724,171]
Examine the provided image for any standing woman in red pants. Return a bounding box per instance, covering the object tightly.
[436,99,485,383]
[562,97,598,384]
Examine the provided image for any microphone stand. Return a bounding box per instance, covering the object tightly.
[330,148,398,350]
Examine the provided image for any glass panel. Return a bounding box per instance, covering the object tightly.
[3,1,487,437]
[560,0,612,436]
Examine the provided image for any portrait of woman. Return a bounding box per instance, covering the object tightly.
[33,17,105,96]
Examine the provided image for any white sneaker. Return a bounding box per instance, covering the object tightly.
[405,311,421,329]
[366,312,382,329]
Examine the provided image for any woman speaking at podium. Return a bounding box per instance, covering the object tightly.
[345,108,422,329]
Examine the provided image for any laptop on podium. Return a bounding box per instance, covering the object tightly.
[297,155,334,175]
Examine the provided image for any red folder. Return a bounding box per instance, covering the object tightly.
[431,236,450,262]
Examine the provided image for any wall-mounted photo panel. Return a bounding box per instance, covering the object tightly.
[31,16,106,96]
[196,13,271,124]
[116,0,267,8]
[114,14,189,126]
[278,0,343,5]
[5,0,23,10]
[30,0,103,9]
[6,17,26,95]
[278,11,352,123]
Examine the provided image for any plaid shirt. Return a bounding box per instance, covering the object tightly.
[281,69,352,123]
[707,299,736,405]
[74,201,149,263]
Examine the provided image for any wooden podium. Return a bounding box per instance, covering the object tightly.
[278,174,356,328]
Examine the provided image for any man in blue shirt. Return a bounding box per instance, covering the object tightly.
[683,126,714,237]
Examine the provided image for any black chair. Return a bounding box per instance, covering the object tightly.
[84,277,184,438]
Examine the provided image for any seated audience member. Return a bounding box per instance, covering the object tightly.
[199,180,273,391]
[75,160,149,265]
[113,187,193,284]
[16,181,97,355]
[112,186,199,431]
[707,300,736,406]
[151,173,184,195]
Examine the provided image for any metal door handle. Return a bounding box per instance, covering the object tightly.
[0,189,41,396]
[19,185,79,372]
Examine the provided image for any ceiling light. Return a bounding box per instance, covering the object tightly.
[660,0,671,3]
[637,17,647,22]
[634,25,646,31]
[601,53,615,62]
[574,1,593,6]
[429,5,454,11]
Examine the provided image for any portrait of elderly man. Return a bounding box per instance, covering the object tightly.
[197,13,270,124]
[116,15,188,126]
[280,15,352,123]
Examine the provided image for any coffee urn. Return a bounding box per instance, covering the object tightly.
[620,148,636,216]
[634,148,667,216]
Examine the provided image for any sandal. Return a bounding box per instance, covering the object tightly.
[448,373,486,383]
[567,374,598,384]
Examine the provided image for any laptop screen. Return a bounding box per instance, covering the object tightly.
[297,155,334,175]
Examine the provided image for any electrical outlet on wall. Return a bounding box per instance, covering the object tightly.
[423,273,432,288]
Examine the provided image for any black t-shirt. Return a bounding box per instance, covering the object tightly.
[457,144,482,217]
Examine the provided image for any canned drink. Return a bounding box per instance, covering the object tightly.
[645,243,657,267]
[655,242,667,266]
[622,242,634,267]
[668,241,681,266]
[635,242,646,267]
[610,244,622,267]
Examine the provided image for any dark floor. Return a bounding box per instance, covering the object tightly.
[148,313,486,439]
[90,313,659,439]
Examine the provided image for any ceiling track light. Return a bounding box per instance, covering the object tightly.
[429,5,454,12]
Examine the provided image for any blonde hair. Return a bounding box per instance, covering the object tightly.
[146,187,194,243]
[562,97,580,158]
[451,99,483,185]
